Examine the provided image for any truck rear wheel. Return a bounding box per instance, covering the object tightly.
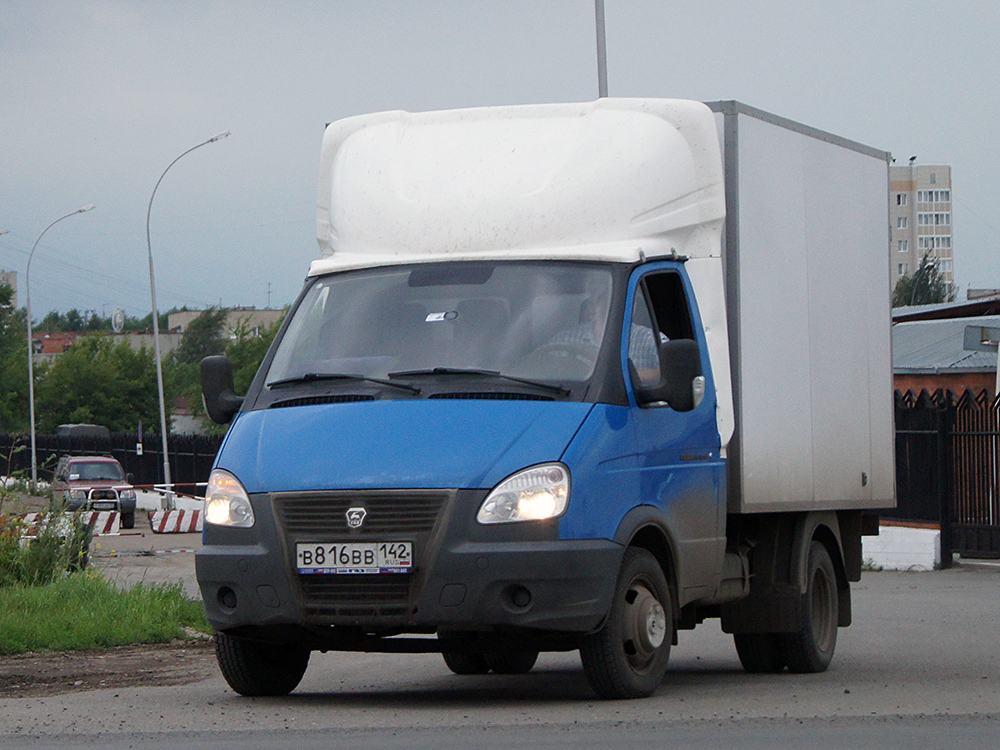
[580,547,672,699]
[215,632,310,696]
[484,649,539,674]
[438,630,490,675]
[780,540,838,673]
[441,650,491,675]
[734,633,786,673]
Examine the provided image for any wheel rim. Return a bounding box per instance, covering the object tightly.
[809,566,837,654]
[622,580,667,672]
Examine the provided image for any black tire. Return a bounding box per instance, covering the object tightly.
[441,650,491,675]
[438,630,490,675]
[734,633,786,673]
[120,511,135,530]
[215,632,310,696]
[580,547,672,699]
[780,541,839,673]
[484,649,539,674]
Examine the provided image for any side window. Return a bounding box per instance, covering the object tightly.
[643,272,695,341]
[628,271,700,397]
[628,289,660,387]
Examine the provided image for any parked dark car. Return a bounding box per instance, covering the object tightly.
[51,456,138,529]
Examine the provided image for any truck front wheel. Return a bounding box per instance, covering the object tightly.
[580,547,672,699]
[780,540,838,673]
[215,632,310,696]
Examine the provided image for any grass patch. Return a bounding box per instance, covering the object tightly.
[0,573,211,656]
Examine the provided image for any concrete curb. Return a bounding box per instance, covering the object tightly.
[148,510,203,534]
[17,511,121,537]
[862,522,940,571]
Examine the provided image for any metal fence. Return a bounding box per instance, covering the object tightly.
[6,389,1000,560]
[0,431,223,493]
[893,388,1000,562]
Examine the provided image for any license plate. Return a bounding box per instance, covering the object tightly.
[91,502,117,511]
[296,541,412,574]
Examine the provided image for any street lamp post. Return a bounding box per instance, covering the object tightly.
[146,131,230,508]
[595,0,608,98]
[26,205,96,489]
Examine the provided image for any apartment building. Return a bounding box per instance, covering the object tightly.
[890,163,954,293]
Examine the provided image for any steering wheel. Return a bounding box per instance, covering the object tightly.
[518,341,599,380]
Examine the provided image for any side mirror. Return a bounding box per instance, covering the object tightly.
[201,355,245,424]
[632,339,703,411]
[126,473,135,484]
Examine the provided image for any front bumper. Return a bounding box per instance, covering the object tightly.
[65,489,136,515]
[196,489,622,639]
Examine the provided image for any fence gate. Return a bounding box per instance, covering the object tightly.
[951,390,1000,557]
[894,389,1000,562]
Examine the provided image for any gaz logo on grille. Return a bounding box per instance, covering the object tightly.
[346,507,367,528]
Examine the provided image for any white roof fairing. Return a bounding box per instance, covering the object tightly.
[313,98,726,275]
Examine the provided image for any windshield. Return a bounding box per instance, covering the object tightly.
[70,461,125,482]
[266,262,613,387]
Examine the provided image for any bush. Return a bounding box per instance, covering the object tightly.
[0,509,91,588]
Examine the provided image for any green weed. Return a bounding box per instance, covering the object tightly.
[0,573,211,655]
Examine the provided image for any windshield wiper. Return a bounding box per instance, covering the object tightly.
[387,367,570,396]
[268,372,422,395]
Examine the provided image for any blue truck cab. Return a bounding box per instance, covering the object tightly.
[197,99,894,699]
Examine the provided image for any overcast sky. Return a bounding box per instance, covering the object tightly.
[2,1,998,318]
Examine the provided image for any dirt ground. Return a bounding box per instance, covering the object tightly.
[0,490,49,515]
[2,489,218,698]
[0,641,217,698]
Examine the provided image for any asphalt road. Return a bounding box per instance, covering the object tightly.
[2,557,999,748]
[86,490,205,597]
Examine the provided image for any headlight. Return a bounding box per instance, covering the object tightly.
[477,463,569,524]
[119,489,136,502]
[205,469,255,528]
[70,490,87,501]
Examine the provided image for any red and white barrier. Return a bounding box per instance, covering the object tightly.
[148,509,203,534]
[18,511,120,537]
[85,511,121,536]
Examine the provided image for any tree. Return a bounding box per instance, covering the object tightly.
[892,254,956,308]
[228,316,285,394]
[172,308,228,366]
[34,334,165,433]
[182,313,286,434]
[64,308,84,332]
[0,285,29,432]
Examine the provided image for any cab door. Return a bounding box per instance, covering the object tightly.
[623,263,725,603]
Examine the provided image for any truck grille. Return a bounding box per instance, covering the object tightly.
[272,490,452,621]
[275,491,447,535]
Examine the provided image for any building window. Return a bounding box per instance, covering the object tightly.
[898,240,908,252]
[917,190,951,203]
[896,193,908,206]
[898,263,908,275]
[930,173,937,184]
[918,212,951,226]
[918,236,952,250]
[897,216,908,229]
